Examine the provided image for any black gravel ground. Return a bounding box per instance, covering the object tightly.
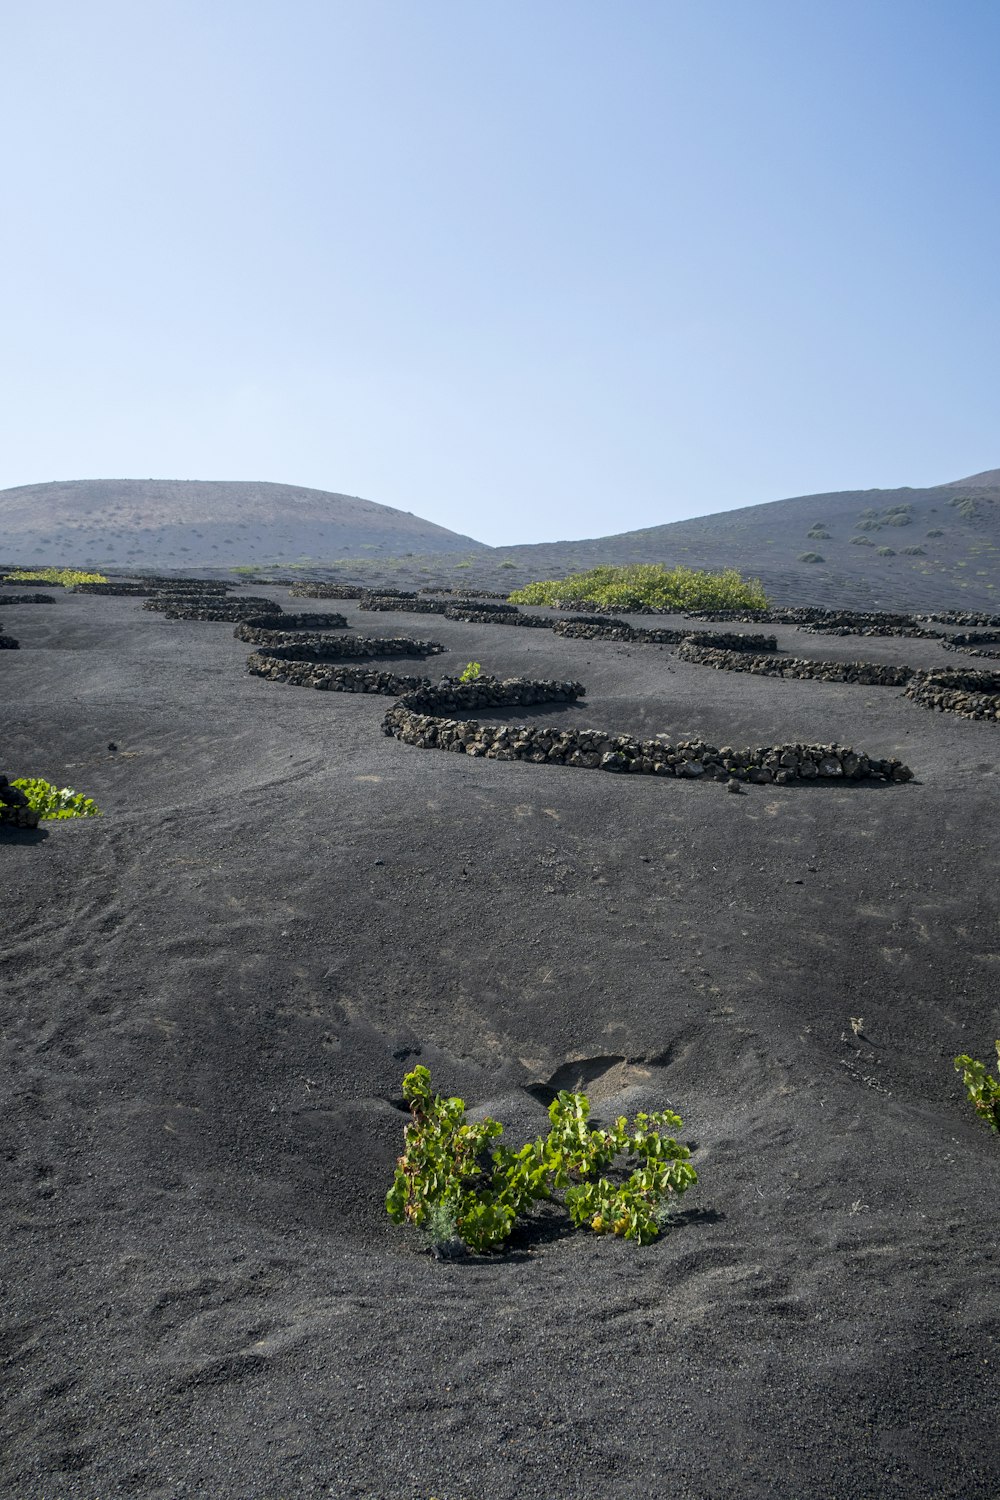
[2,586,999,1500]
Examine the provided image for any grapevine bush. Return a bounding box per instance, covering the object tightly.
[508,563,767,613]
[12,778,102,820]
[4,568,107,587]
[955,1043,1000,1133]
[386,1065,697,1252]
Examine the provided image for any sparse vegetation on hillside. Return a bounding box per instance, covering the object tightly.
[4,567,107,587]
[509,564,768,613]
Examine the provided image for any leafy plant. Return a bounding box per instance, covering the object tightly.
[5,567,107,587]
[12,778,101,820]
[509,563,767,613]
[386,1066,697,1252]
[798,552,824,564]
[458,661,482,682]
[955,1043,1000,1133]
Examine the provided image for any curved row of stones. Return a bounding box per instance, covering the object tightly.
[381,682,913,784]
[225,605,913,785]
[677,641,1000,720]
[902,669,1000,721]
[676,640,916,686]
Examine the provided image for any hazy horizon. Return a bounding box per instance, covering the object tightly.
[3,1,999,545]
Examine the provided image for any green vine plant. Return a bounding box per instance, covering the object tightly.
[954,1043,1000,1133]
[458,661,482,682]
[4,568,107,587]
[11,778,102,820]
[385,1065,698,1253]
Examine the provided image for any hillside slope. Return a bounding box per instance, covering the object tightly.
[0,478,486,568]
[492,475,1000,611]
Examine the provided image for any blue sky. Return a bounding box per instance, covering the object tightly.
[3,1,998,544]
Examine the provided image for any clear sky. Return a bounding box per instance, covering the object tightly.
[3,1,998,545]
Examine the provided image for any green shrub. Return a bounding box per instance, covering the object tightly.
[12,778,101,820]
[807,528,831,540]
[459,661,482,682]
[386,1065,697,1252]
[902,546,926,556]
[5,567,107,587]
[798,552,824,564]
[509,563,767,613]
[926,529,945,538]
[850,535,874,546]
[954,1044,1000,1133]
[885,513,912,527]
[876,547,896,556]
[856,518,882,532]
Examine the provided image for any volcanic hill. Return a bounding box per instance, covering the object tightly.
[0,478,486,569]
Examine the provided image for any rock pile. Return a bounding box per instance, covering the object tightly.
[0,593,56,605]
[0,777,38,828]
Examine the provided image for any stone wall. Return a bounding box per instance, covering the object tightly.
[676,640,914,686]
[941,641,1000,661]
[234,613,348,640]
[289,583,366,600]
[75,580,232,596]
[358,596,448,614]
[682,607,937,636]
[0,634,18,649]
[396,675,585,716]
[920,611,1000,628]
[949,631,1000,646]
[147,596,281,621]
[421,587,510,599]
[0,593,56,605]
[382,683,912,784]
[243,632,445,662]
[903,669,1000,721]
[442,605,553,627]
[553,621,778,650]
[247,655,432,695]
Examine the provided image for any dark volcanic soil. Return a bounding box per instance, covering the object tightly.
[2,588,999,1500]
